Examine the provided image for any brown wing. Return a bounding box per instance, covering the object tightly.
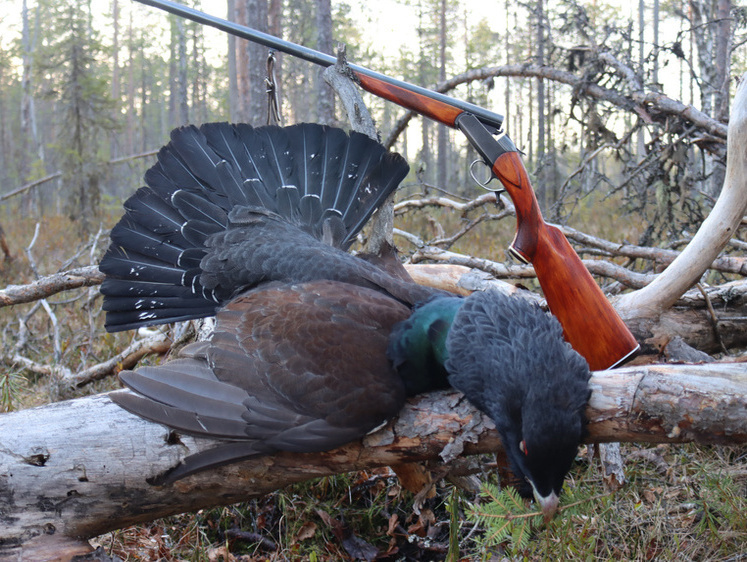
[111,279,411,481]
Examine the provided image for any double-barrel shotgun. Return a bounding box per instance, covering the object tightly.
[133,0,639,371]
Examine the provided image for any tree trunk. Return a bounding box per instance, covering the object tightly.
[175,16,189,124]
[536,0,546,210]
[110,0,120,160]
[268,0,283,119]
[1,363,745,558]
[234,0,250,122]
[652,0,660,86]
[315,0,335,125]
[227,0,239,122]
[436,0,448,188]
[247,0,268,123]
[20,0,43,218]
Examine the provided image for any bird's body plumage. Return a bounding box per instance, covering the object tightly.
[103,122,591,510]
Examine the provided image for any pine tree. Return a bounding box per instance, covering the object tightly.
[36,0,117,234]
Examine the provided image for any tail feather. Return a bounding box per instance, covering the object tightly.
[104,308,218,331]
[111,388,250,440]
[172,190,229,228]
[148,441,271,485]
[119,367,250,421]
[108,221,185,265]
[100,246,194,286]
[344,150,410,241]
[100,122,409,332]
[241,178,275,209]
[102,294,215,313]
[167,125,226,192]
[276,185,302,225]
[334,134,377,220]
[101,278,200,301]
[299,194,323,232]
[199,123,260,205]
[121,188,186,239]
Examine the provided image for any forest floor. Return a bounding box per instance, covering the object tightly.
[1,210,746,561]
[92,443,747,561]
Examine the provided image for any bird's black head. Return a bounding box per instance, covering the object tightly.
[444,290,592,520]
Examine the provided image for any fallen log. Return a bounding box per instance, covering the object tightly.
[405,263,747,354]
[0,362,745,559]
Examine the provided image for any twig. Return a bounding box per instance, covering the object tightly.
[382,58,728,154]
[0,151,157,203]
[108,149,159,166]
[429,213,505,250]
[0,173,61,202]
[2,332,171,388]
[402,243,534,280]
[23,224,62,364]
[561,225,747,277]
[65,332,172,388]
[3,352,73,379]
[583,261,654,289]
[24,223,42,279]
[12,301,40,353]
[394,192,498,214]
[697,283,729,355]
[401,240,654,289]
[39,299,61,364]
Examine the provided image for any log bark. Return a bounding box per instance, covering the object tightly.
[1,363,745,558]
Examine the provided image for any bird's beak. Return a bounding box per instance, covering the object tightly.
[532,487,560,523]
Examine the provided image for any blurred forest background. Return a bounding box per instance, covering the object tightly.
[1,0,747,559]
[0,0,744,237]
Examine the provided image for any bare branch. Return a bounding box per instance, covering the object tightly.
[394,191,499,213]
[0,266,104,308]
[1,332,171,389]
[615,73,747,320]
[0,172,61,202]
[561,225,747,277]
[383,57,727,152]
[65,332,172,388]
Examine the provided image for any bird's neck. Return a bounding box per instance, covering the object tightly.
[387,296,464,395]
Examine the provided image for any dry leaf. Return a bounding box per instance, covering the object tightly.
[207,546,235,562]
[293,521,317,544]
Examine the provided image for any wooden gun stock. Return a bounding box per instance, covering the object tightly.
[486,148,639,370]
[356,77,639,369]
[132,0,639,369]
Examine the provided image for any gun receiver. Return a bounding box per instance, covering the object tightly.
[134,0,639,370]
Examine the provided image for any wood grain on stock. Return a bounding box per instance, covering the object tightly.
[492,152,639,370]
[356,73,462,126]
[357,75,638,370]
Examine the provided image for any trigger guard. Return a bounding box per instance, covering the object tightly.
[469,159,501,192]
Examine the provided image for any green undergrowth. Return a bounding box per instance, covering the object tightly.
[93,444,747,561]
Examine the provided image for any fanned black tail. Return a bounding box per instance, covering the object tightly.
[100,123,409,332]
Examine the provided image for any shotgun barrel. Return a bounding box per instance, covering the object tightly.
[135,0,504,131]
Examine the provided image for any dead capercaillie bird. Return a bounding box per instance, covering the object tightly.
[101,122,591,520]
